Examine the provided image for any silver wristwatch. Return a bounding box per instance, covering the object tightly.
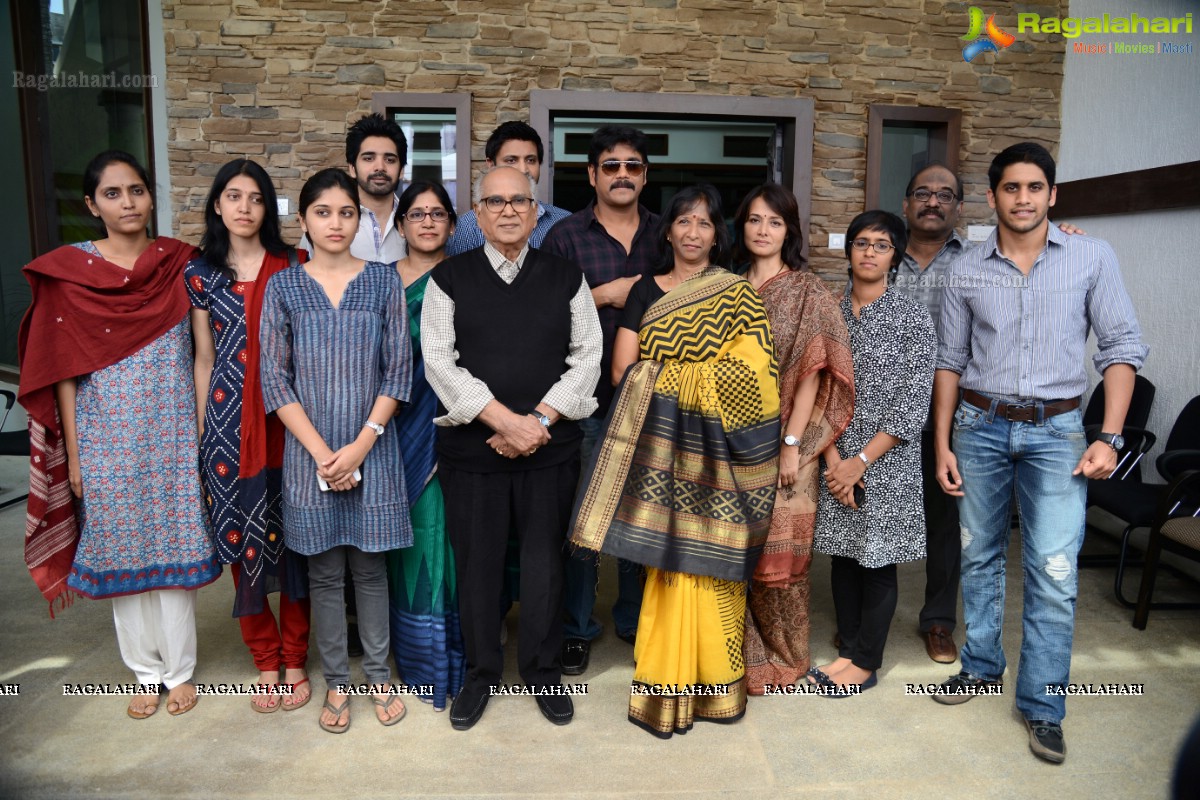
[363,420,385,437]
[783,434,801,447]
[532,412,552,428]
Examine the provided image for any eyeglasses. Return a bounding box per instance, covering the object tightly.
[598,160,646,177]
[403,208,450,223]
[850,239,896,254]
[908,188,959,205]
[481,195,534,213]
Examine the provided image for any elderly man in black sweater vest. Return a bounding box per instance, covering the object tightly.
[422,166,603,730]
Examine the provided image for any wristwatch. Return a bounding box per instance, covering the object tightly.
[783,434,801,447]
[532,412,552,428]
[1096,431,1125,452]
[363,420,385,437]
[857,452,870,467]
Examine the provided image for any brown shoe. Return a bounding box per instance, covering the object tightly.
[923,625,958,664]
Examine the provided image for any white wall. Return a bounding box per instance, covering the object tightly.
[1060,0,1200,465]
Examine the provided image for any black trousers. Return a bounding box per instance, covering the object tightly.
[831,556,898,672]
[440,459,579,691]
[919,428,962,632]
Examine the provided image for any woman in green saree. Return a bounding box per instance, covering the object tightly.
[387,181,465,710]
[571,185,781,738]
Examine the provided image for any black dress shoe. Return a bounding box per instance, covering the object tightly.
[560,638,590,675]
[616,630,637,646]
[449,685,490,731]
[536,692,574,725]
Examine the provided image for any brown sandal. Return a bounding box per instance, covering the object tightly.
[127,687,161,720]
[166,681,197,716]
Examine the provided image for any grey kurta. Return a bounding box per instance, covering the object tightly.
[259,260,413,555]
[814,288,935,568]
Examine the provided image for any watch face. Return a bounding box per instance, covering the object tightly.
[783,435,800,447]
[1111,435,1125,450]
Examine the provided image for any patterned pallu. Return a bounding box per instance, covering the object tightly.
[386,271,465,710]
[570,267,780,738]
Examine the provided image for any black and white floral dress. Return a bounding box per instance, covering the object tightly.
[814,288,936,568]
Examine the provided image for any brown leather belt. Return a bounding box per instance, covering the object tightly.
[961,389,1080,422]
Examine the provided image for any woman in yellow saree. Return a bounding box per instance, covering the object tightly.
[570,185,780,738]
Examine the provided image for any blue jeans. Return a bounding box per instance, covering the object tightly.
[563,416,644,640]
[952,398,1087,724]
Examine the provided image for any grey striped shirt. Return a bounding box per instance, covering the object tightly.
[891,230,970,336]
[936,225,1147,401]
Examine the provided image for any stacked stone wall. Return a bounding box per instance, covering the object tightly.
[163,0,1066,276]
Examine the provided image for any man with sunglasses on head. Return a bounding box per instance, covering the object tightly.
[446,121,571,256]
[541,125,659,677]
[423,166,602,731]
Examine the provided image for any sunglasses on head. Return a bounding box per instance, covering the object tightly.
[598,160,646,177]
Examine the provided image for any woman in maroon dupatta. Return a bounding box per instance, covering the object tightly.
[186,158,311,714]
[17,151,219,719]
[737,184,855,693]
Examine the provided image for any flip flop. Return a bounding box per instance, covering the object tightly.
[372,693,406,727]
[281,678,311,711]
[127,688,161,720]
[166,681,197,716]
[250,682,281,714]
[319,696,350,734]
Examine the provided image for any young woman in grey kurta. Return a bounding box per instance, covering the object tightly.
[259,259,413,553]
[257,167,413,732]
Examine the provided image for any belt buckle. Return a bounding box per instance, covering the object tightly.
[1004,402,1033,421]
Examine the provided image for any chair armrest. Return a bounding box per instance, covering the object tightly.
[1157,450,1200,483]
[1150,470,1200,531]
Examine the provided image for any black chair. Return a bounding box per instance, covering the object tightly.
[1132,470,1200,629]
[1084,395,1200,606]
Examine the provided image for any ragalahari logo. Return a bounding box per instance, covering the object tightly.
[961,7,1016,62]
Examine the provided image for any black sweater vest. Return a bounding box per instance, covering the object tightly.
[431,247,583,472]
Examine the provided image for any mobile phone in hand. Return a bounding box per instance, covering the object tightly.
[318,468,362,492]
[853,483,866,508]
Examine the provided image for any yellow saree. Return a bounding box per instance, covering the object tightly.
[570,268,780,738]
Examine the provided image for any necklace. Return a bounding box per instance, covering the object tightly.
[749,262,786,290]
[667,264,707,286]
[230,248,266,282]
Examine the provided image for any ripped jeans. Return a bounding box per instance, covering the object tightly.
[951,398,1087,723]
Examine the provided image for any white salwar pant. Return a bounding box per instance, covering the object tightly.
[111,590,198,689]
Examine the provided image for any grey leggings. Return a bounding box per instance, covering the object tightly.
[307,546,390,691]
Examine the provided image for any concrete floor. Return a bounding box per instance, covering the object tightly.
[0,480,1197,799]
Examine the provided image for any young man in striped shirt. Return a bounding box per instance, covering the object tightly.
[931,142,1147,764]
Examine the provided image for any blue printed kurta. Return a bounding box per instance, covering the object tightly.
[68,242,219,597]
[259,260,413,555]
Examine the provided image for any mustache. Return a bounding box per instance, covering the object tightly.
[369,171,391,181]
[611,180,636,190]
[919,209,944,219]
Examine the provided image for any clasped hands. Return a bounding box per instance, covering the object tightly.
[315,439,370,491]
[487,413,551,459]
[824,452,865,509]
